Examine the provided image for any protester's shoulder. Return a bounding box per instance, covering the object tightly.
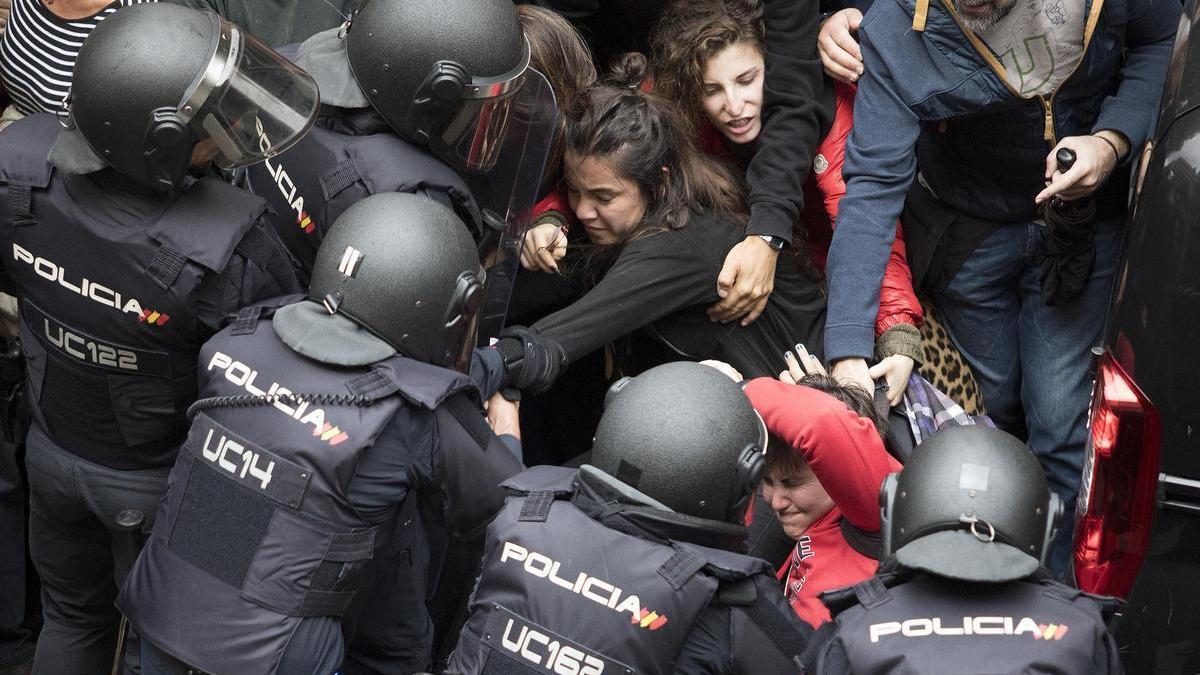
[858,0,958,57]
[858,0,916,34]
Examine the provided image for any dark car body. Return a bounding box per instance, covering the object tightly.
[1082,2,1200,671]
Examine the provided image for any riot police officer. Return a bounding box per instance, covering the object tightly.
[803,426,1122,674]
[118,192,526,675]
[447,361,813,674]
[246,3,559,669]
[0,4,310,672]
[247,0,556,282]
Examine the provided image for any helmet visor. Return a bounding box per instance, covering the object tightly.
[430,74,525,174]
[468,68,557,341]
[181,17,319,169]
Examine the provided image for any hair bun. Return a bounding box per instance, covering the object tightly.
[606,51,649,90]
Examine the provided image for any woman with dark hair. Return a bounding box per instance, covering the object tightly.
[514,78,826,382]
[649,0,926,404]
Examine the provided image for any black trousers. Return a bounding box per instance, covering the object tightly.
[0,416,34,669]
[24,427,169,675]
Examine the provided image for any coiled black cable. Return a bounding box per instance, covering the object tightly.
[186,391,377,421]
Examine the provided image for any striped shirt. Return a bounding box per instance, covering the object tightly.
[0,0,155,116]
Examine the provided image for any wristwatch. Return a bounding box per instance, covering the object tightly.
[757,234,787,251]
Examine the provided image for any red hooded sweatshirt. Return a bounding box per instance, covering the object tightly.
[744,377,902,626]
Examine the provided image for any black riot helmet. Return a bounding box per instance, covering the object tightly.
[590,363,767,524]
[345,0,530,173]
[50,3,319,191]
[272,192,484,372]
[879,426,1063,583]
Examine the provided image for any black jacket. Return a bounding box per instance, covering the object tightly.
[533,211,827,378]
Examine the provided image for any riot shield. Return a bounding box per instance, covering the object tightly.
[465,68,558,343]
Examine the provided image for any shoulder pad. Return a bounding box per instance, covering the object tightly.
[228,294,307,335]
[716,577,758,606]
[818,583,863,616]
[357,357,477,410]
[0,115,58,189]
[674,540,773,579]
[1082,592,1126,622]
[345,135,480,227]
[820,569,909,616]
[147,178,268,272]
[348,134,464,194]
[1036,576,1126,619]
[500,465,579,495]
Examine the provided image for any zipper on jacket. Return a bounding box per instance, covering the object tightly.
[1041,95,1055,143]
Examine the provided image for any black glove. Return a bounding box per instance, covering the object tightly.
[494,326,567,395]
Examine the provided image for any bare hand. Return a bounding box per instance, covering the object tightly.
[709,236,779,326]
[819,9,864,84]
[1035,134,1125,205]
[485,392,521,440]
[778,343,825,384]
[0,0,9,38]
[867,355,914,406]
[830,357,873,395]
[520,222,567,273]
[700,359,744,382]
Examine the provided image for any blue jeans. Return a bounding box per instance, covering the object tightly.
[933,217,1122,577]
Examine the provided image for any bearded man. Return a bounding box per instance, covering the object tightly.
[819,0,1179,577]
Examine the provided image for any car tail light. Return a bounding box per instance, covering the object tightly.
[1074,351,1162,598]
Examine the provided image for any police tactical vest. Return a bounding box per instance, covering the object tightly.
[247,119,479,279]
[118,305,481,675]
[448,465,776,675]
[813,571,1120,674]
[0,113,266,470]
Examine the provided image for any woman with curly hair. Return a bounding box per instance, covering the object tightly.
[651,0,925,403]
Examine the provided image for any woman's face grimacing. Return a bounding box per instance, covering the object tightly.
[564,151,647,246]
[700,41,765,145]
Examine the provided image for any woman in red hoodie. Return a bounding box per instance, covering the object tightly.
[651,0,923,403]
[741,351,901,626]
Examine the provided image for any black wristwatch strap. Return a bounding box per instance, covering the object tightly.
[757,234,787,251]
